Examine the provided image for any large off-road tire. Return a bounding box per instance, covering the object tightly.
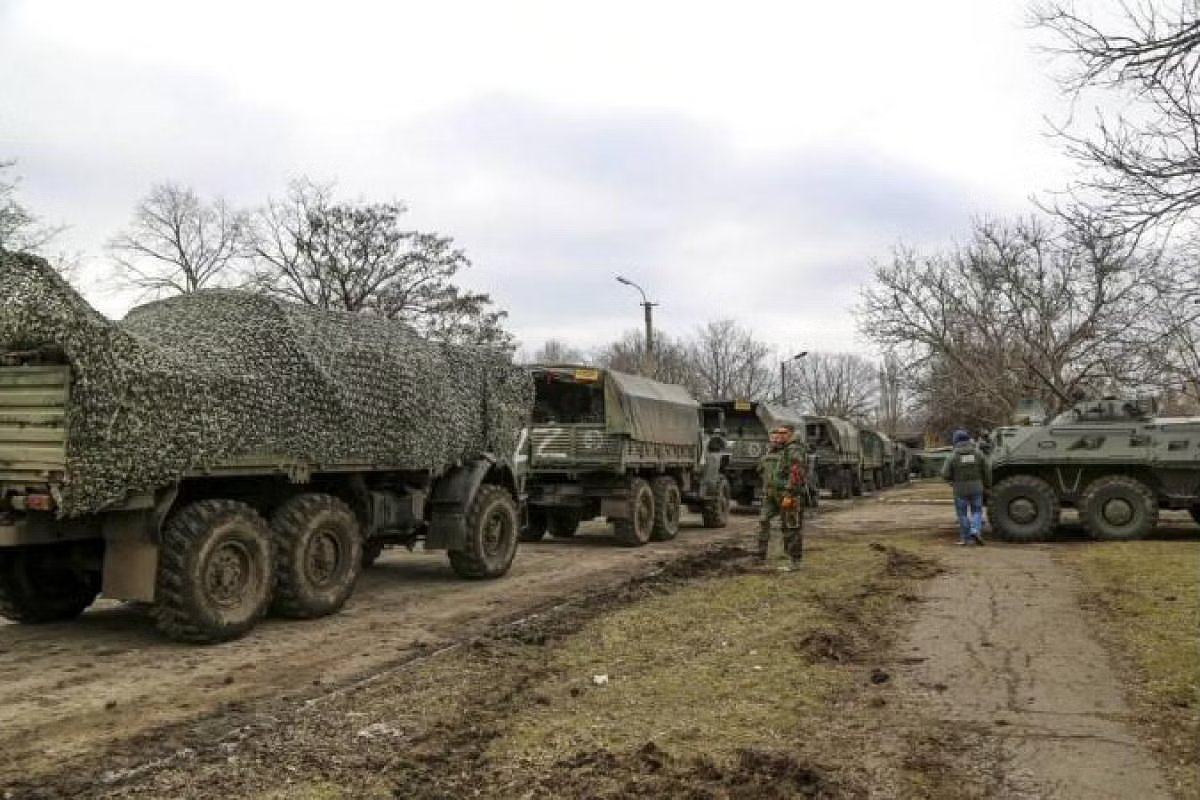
[547,510,580,538]
[0,545,99,624]
[270,494,363,619]
[449,485,520,579]
[650,477,683,541]
[154,499,274,644]
[701,476,732,528]
[520,508,548,543]
[1190,506,1200,527]
[1081,475,1158,541]
[361,540,385,568]
[613,478,655,547]
[851,470,864,497]
[988,475,1061,542]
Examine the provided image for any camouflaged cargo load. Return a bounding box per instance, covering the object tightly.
[0,251,533,517]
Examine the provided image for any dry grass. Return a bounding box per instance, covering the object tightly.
[1061,541,1200,799]
[491,534,940,782]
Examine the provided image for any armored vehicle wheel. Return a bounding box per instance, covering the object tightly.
[547,510,580,538]
[988,475,1060,541]
[1081,475,1157,541]
[650,477,682,541]
[701,476,732,528]
[154,499,274,643]
[613,478,655,547]
[0,544,99,624]
[270,494,363,619]
[521,509,548,542]
[449,485,519,579]
[362,540,384,568]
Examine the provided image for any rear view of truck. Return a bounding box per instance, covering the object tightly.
[0,250,532,643]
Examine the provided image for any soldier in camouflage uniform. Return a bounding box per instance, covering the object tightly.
[758,423,808,569]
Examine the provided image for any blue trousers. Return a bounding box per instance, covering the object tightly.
[954,494,983,542]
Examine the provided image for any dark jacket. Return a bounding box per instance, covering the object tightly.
[941,441,989,498]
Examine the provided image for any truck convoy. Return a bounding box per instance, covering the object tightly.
[806,416,863,498]
[523,366,730,545]
[987,396,1200,541]
[0,252,532,643]
[701,400,807,509]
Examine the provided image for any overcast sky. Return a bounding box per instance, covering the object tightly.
[0,0,1074,357]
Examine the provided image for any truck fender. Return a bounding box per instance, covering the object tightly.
[427,457,500,551]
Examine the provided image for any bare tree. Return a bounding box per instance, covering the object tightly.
[1034,1,1200,235]
[248,178,511,347]
[1,160,77,279]
[597,329,699,393]
[107,182,248,297]
[687,319,774,401]
[858,214,1177,424]
[529,339,588,365]
[789,352,878,421]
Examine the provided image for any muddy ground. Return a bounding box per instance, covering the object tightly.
[1,485,1195,799]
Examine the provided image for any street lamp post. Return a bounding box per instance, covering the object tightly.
[615,275,658,373]
[779,351,809,407]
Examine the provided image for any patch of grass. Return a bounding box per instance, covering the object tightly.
[1061,541,1200,799]
[492,535,938,779]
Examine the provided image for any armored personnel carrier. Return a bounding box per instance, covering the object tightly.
[987,396,1200,541]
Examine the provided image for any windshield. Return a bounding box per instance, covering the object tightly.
[532,375,605,424]
[724,409,766,439]
[806,421,833,447]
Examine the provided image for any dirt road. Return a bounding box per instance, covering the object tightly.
[0,516,747,783]
[2,488,1188,799]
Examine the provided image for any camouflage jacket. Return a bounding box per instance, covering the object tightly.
[759,440,807,499]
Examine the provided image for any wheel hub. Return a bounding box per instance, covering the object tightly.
[1008,497,1038,524]
[483,511,507,556]
[305,527,342,587]
[1102,497,1135,527]
[206,542,251,607]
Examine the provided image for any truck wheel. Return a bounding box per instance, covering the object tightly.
[701,476,731,528]
[0,545,99,624]
[547,510,580,538]
[650,477,682,541]
[520,509,548,542]
[1190,506,1200,527]
[988,476,1060,541]
[851,471,864,497]
[1081,476,1157,541]
[154,499,274,643]
[270,494,363,619]
[362,540,384,568]
[613,478,654,547]
[449,485,519,579]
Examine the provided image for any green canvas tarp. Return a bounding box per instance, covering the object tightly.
[603,370,700,447]
[0,251,533,517]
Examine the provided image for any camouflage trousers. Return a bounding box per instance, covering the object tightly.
[758,496,804,562]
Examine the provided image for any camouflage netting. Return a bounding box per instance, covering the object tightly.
[0,251,533,518]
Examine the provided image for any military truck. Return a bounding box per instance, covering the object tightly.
[859,429,895,491]
[987,396,1200,541]
[806,416,863,498]
[0,253,531,643]
[523,366,730,545]
[700,399,807,508]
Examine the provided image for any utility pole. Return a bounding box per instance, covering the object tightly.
[615,275,657,375]
[779,351,808,406]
